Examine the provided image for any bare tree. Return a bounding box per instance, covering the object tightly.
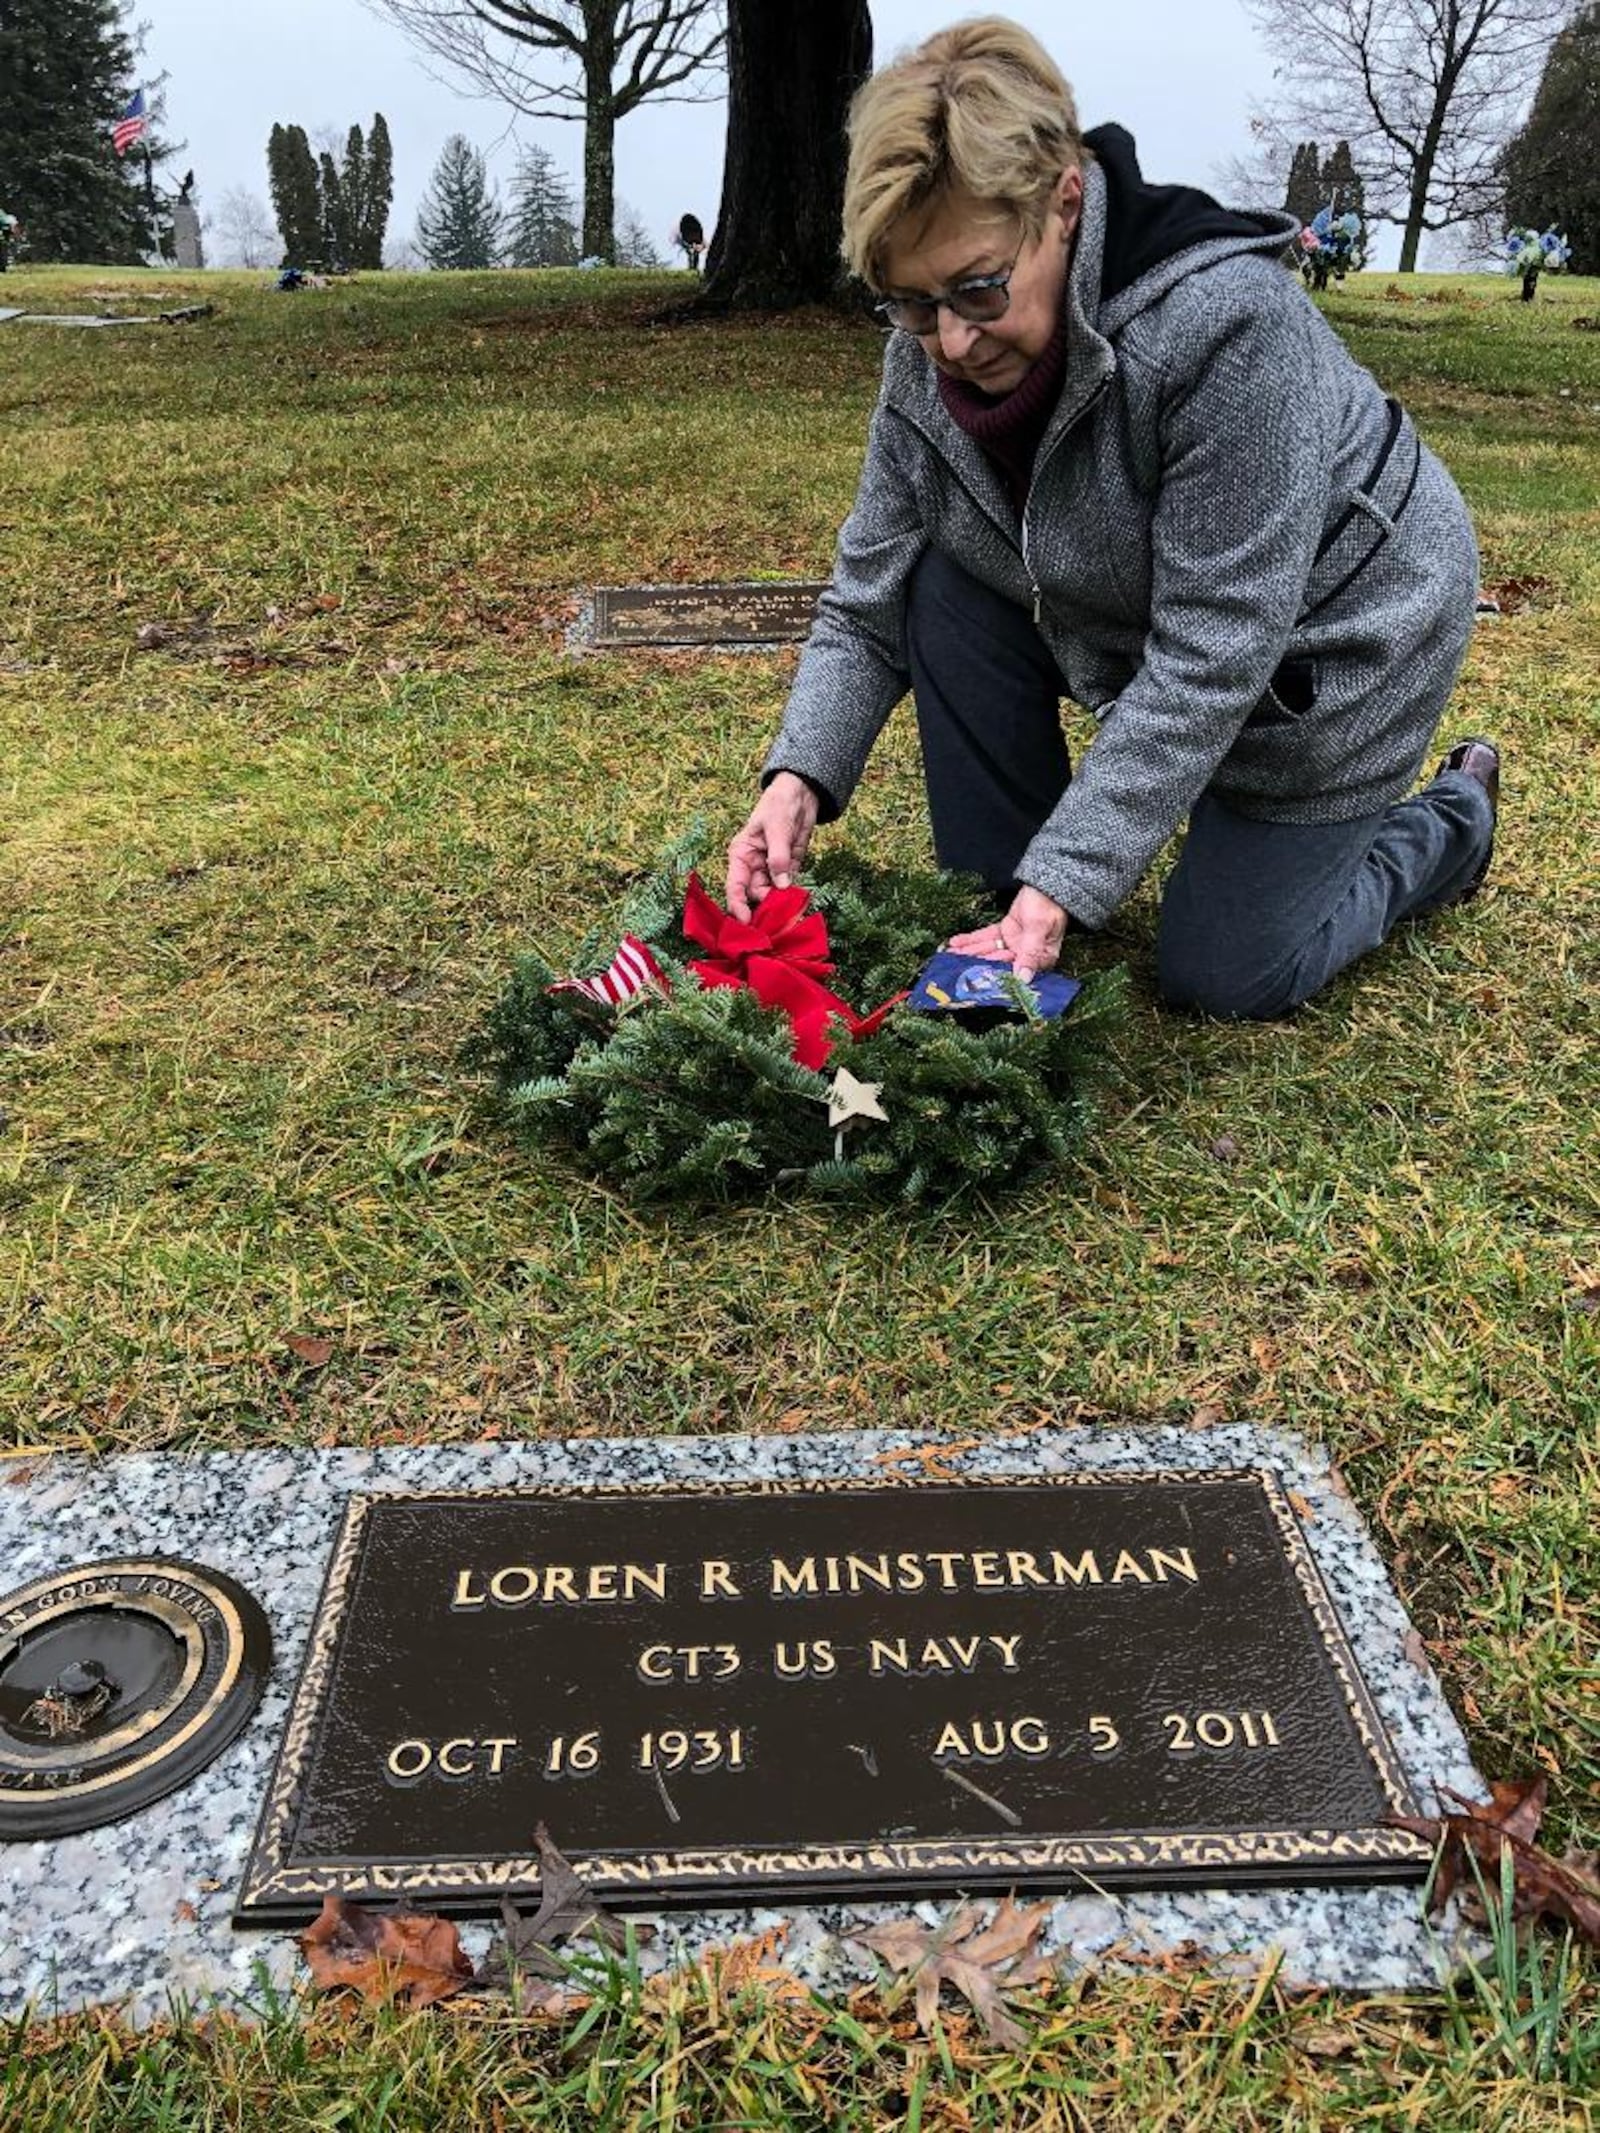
[361,0,723,260]
[214,185,278,268]
[1243,0,1574,269]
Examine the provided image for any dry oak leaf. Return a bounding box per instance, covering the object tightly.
[298,1895,475,2006]
[854,1897,1054,2048]
[871,1440,981,1485]
[479,1822,637,1990]
[1294,2021,1364,2060]
[664,1925,814,2009]
[1388,1777,1600,1944]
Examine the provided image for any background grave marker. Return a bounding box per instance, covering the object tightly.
[588,582,826,648]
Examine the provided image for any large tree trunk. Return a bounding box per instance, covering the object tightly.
[582,105,616,260]
[582,36,617,261]
[1397,148,1434,270]
[699,0,872,309]
[1398,84,1453,270]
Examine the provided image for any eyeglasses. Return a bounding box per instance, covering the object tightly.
[873,229,1027,335]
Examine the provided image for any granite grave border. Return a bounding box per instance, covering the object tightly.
[0,1424,1483,2019]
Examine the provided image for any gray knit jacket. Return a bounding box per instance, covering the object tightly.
[763,153,1478,928]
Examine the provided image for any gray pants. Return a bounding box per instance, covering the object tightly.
[906,549,1494,1020]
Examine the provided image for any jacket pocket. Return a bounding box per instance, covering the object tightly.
[1299,399,1423,623]
[1260,655,1318,720]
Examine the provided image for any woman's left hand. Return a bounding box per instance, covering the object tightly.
[948,885,1070,983]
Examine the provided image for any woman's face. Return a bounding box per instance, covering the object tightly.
[879,168,1082,396]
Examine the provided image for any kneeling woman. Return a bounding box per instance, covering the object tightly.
[724,16,1496,1020]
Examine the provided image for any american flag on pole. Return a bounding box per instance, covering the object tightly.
[113,90,148,157]
[549,934,670,1008]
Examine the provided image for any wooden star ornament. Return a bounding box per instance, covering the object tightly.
[826,1067,889,1130]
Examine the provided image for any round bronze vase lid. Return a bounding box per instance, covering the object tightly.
[0,1558,273,1840]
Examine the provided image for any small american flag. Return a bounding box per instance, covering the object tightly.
[549,934,669,1008]
[113,90,148,157]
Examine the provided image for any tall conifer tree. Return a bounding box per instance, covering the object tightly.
[0,0,157,260]
[318,151,344,263]
[416,135,501,269]
[505,145,578,267]
[359,113,394,266]
[1321,141,1366,226]
[338,124,367,262]
[1283,142,1323,229]
[1501,5,1600,272]
[267,121,323,263]
[267,112,393,268]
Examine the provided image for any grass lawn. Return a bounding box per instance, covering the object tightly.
[0,261,1596,2123]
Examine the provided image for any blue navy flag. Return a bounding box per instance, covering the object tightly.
[908,952,1080,1022]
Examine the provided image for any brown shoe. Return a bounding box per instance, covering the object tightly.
[1434,736,1499,901]
[1437,737,1500,811]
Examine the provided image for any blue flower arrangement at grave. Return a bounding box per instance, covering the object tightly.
[468,831,1125,1203]
[1298,207,1366,293]
[1504,227,1571,301]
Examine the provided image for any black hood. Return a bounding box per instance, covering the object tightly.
[1085,123,1288,304]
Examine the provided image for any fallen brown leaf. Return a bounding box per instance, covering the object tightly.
[871,1439,981,1484]
[1295,2021,1364,2059]
[298,1894,475,2006]
[479,1823,638,1990]
[855,1897,1053,2047]
[687,1925,812,2006]
[284,1334,334,1367]
[1478,574,1553,614]
[1388,1777,1600,1943]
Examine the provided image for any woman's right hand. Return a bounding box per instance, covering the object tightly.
[725,773,821,920]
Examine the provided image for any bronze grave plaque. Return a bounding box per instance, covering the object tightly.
[235,1472,1429,1923]
[590,582,826,647]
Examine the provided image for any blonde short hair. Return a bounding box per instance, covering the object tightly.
[842,17,1084,287]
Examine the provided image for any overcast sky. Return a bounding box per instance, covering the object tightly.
[138,0,1408,268]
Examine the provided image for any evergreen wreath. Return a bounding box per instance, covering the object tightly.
[470,831,1124,1203]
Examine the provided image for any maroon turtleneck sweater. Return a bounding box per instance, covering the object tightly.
[935,300,1070,512]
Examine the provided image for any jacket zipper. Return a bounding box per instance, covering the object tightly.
[1022,373,1112,624]
[887,367,1113,626]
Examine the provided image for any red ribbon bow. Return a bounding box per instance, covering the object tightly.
[682,873,902,1069]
